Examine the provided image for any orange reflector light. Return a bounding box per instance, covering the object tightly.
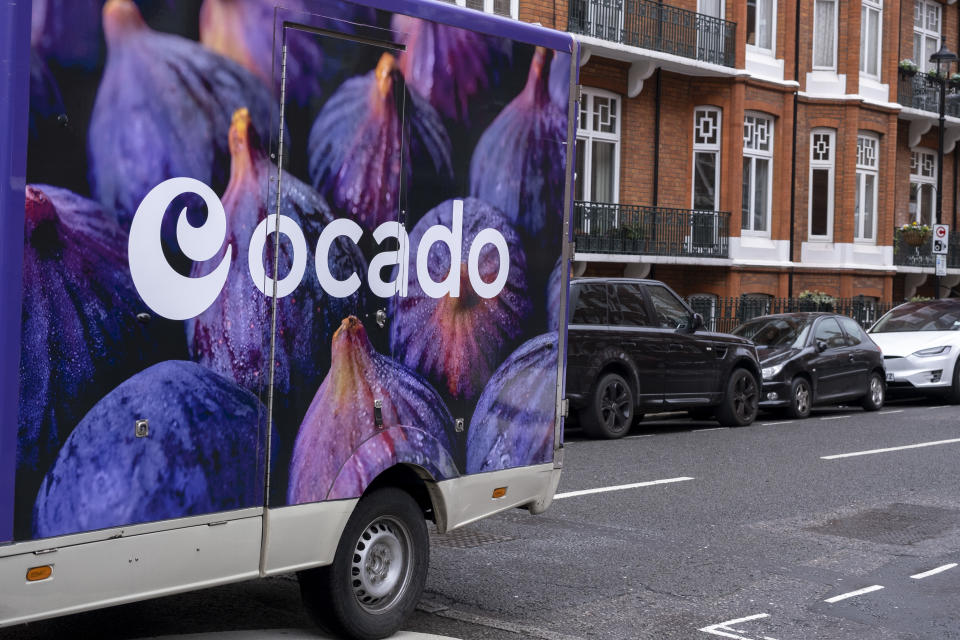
[26,565,52,582]
[492,487,507,499]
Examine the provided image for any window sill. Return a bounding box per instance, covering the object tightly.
[745,49,784,83]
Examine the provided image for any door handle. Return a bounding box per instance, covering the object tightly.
[669,343,684,351]
[848,353,855,361]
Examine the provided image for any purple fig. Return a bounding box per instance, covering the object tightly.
[466,332,558,474]
[33,361,269,538]
[289,316,456,504]
[31,0,105,70]
[88,0,275,227]
[469,47,567,240]
[187,109,366,409]
[16,185,178,539]
[390,198,531,403]
[308,53,453,232]
[549,49,571,110]
[547,257,566,331]
[392,15,511,125]
[200,0,373,106]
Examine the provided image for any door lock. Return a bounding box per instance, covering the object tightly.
[375,309,387,328]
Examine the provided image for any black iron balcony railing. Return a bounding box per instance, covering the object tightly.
[574,201,730,258]
[568,0,735,68]
[893,227,960,268]
[897,70,960,117]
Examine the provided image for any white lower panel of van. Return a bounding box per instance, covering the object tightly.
[435,463,561,532]
[0,515,262,627]
[260,499,358,575]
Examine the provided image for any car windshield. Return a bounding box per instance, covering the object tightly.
[870,300,960,333]
[732,317,809,348]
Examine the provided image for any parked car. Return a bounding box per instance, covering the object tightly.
[731,313,886,418]
[565,278,762,438]
[867,298,960,403]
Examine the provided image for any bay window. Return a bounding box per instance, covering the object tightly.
[742,113,774,235]
[860,0,882,79]
[808,129,835,240]
[855,133,879,242]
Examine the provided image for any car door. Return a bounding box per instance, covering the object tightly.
[809,316,850,400]
[567,282,614,400]
[608,282,663,405]
[644,283,718,405]
[837,316,872,395]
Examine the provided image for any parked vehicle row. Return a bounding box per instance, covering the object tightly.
[732,312,885,419]
[566,278,960,439]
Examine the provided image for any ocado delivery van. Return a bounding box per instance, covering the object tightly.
[0,0,577,637]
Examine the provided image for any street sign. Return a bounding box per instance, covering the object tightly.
[936,253,947,276]
[932,224,950,254]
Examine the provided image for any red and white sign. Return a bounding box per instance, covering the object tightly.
[933,224,950,255]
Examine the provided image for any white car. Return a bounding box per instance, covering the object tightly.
[867,299,960,402]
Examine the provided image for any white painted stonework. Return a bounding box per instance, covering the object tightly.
[728,235,791,266]
[799,241,894,270]
[804,70,847,97]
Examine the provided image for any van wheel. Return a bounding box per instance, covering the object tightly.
[580,373,634,439]
[787,377,812,419]
[298,487,428,639]
[716,369,759,426]
[861,372,885,411]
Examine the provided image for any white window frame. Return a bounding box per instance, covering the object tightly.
[456,0,518,20]
[576,87,621,205]
[812,0,839,70]
[808,128,835,241]
[860,0,883,80]
[855,132,879,243]
[909,148,937,225]
[914,0,942,73]
[742,112,774,236]
[746,0,777,55]
[692,106,722,211]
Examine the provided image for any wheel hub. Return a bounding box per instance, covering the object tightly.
[351,518,412,611]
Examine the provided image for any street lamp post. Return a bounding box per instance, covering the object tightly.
[930,45,957,299]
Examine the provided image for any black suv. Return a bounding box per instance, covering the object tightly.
[566,278,762,438]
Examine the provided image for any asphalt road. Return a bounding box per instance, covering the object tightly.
[3,397,959,640]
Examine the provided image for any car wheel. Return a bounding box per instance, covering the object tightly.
[297,487,428,639]
[580,373,634,439]
[861,371,885,411]
[786,377,812,419]
[944,358,960,405]
[716,368,759,427]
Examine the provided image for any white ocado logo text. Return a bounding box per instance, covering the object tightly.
[128,178,510,321]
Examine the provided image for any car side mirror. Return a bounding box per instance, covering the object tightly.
[690,312,704,332]
[816,339,828,353]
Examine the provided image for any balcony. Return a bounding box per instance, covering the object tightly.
[568,0,735,68]
[893,227,960,269]
[573,201,730,258]
[897,71,960,117]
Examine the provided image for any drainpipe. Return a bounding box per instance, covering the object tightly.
[787,0,801,298]
[653,68,661,206]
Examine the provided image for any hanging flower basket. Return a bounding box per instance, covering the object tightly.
[902,228,931,246]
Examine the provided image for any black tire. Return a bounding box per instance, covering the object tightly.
[580,372,634,439]
[716,368,759,427]
[861,371,885,411]
[944,358,960,405]
[298,487,428,640]
[787,377,812,419]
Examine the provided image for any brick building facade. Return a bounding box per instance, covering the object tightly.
[468,0,960,321]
